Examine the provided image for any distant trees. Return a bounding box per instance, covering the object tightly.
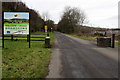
[2,2,29,11]
[57,6,87,33]
[41,12,55,32]
[46,20,55,32]
[29,9,44,32]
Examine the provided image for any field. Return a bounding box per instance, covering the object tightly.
[2,32,55,78]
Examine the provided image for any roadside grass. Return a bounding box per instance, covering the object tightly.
[115,41,120,46]
[2,32,55,78]
[66,34,96,41]
[66,34,120,46]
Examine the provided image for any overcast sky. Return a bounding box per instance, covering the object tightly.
[22,0,119,28]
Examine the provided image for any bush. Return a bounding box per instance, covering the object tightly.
[94,32,104,36]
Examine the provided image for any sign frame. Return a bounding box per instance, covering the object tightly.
[2,11,31,48]
[4,12,29,35]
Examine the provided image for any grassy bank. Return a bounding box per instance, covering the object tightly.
[67,34,96,41]
[115,41,120,46]
[66,34,120,46]
[2,32,55,78]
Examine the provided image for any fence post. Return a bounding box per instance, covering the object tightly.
[27,35,29,42]
[11,35,13,41]
[111,34,115,48]
[47,33,49,36]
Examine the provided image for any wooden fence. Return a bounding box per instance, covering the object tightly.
[2,34,47,41]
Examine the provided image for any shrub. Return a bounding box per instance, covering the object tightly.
[94,32,104,36]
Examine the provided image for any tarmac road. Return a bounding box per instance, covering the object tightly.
[47,32,118,78]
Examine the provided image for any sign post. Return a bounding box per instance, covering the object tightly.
[44,25,48,33]
[44,25,48,36]
[2,12,4,48]
[3,12,30,48]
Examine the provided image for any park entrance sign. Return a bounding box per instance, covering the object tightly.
[4,12,29,34]
[2,12,30,48]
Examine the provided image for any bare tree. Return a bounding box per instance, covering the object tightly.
[58,6,87,33]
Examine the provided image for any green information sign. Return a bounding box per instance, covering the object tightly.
[4,12,29,34]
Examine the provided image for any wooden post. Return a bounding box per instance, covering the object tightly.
[27,35,29,42]
[29,12,30,48]
[104,31,106,36]
[112,34,115,48]
[11,35,13,41]
[2,12,4,48]
[47,33,49,36]
[2,30,4,48]
[29,34,30,48]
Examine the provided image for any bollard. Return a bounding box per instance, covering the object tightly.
[45,37,50,48]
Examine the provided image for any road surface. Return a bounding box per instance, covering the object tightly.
[47,32,118,78]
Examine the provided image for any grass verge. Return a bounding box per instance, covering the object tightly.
[2,32,55,78]
[66,34,120,46]
[66,34,96,41]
